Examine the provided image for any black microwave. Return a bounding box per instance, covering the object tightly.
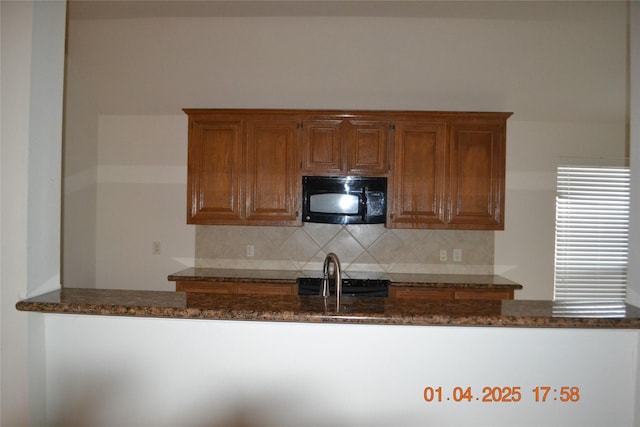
[302,176,387,224]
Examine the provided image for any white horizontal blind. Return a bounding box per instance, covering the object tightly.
[551,301,626,318]
[554,165,630,301]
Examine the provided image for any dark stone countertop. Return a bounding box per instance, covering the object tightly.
[15,288,640,328]
[167,267,523,290]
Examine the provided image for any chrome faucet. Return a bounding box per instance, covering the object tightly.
[321,252,342,310]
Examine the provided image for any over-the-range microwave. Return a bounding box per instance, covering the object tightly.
[301,176,387,225]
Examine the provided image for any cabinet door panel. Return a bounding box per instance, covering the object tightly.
[347,120,389,175]
[246,119,300,224]
[389,121,447,227]
[187,120,243,223]
[302,119,343,174]
[449,123,504,229]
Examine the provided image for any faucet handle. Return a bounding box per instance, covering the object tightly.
[321,277,330,297]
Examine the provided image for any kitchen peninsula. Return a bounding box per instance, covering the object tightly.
[15,287,640,328]
[16,288,640,426]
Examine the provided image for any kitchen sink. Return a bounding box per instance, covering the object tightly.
[297,277,390,297]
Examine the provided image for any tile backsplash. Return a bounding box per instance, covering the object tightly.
[196,223,494,274]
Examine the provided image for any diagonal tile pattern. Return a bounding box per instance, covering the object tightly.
[196,223,494,274]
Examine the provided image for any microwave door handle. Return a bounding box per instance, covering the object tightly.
[361,187,367,222]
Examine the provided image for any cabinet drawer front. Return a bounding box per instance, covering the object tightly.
[389,287,454,299]
[235,283,296,296]
[176,281,234,294]
[454,289,513,300]
[177,281,296,296]
[390,287,514,300]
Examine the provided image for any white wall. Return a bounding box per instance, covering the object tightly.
[95,115,194,291]
[63,3,628,298]
[44,314,640,427]
[27,0,65,297]
[0,0,66,424]
[1,2,35,424]
[627,0,640,307]
[62,39,99,289]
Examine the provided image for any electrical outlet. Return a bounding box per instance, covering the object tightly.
[152,241,161,255]
[246,245,255,257]
[453,248,462,262]
[439,249,447,262]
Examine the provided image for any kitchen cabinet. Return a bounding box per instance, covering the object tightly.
[388,112,511,230]
[175,280,296,296]
[301,115,390,176]
[187,117,243,223]
[245,118,299,223]
[177,282,514,299]
[389,120,448,226]
[447,120,506,228]
[169,269,522,299]
[185,109,510,229]
[185,110,300,226]
[388,286,515,300]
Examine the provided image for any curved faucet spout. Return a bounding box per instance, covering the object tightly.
[321,252,342,310]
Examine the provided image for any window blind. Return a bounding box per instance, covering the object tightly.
[554,164,630,301]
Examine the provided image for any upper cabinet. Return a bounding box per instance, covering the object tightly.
[186,110,300,226]
[187,116,244,223]
[301,115,390,176]
[447,120,506,229]
[389,120,448,227]
[184,109,511,230]
[388,112,511,230]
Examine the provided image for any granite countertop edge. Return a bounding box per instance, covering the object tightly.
[15,289,640,329]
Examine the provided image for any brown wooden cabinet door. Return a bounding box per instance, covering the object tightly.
[301,119,344,175]
[301,117,389,176]
[389,121,448,227]
[448,122,505,229]
[346,119,390,175]
[245,119,300,225]
[187,118,243,223]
